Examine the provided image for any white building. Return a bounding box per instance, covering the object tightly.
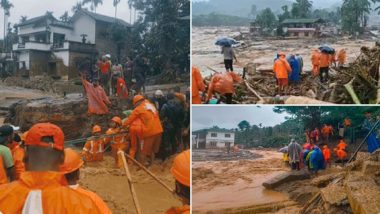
[193,127,235,149]
[12,10,130,80]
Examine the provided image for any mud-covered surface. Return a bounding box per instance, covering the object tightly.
[193,27,380,104]
[192,149,262,161]
[192,149,299,213]
[79,154,181,214]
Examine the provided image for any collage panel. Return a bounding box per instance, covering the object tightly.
[192,0,380,105]
[0,0,190,213]
[192,105,380,214]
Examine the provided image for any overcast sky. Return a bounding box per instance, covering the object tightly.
[192,106,289,131]
[0,0,136,39]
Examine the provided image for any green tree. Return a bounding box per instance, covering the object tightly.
[238,120,251,131]
[60,11,70,22]
[291,0,313,18]
[72,2,83,13]
[128,0,190,80]
[341,0,377,34]
[1,0,13,51]
[113,0,121,18]
[278,5,291,22]
[107,22,130,62]
[20,16,28,23]
[255,8,277,34]
[82,0,103,13]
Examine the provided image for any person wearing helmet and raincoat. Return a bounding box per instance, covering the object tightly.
[105,117,129,168]
[82,125,106,162]
[166,150,190,214]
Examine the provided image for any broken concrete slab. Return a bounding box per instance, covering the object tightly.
[361,161,380,176]
[320,185,348,206]
[263,170,311,189]
[345,172,380,214]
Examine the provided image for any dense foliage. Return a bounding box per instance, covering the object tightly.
[192,13,250,27]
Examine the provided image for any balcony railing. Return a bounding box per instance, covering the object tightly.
[13,42,52,51]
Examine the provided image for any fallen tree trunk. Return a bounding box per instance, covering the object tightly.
[285,96,333,104]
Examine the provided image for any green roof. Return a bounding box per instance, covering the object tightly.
[281,18,324,25]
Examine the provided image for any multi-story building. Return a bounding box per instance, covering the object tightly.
[193,127,235,149]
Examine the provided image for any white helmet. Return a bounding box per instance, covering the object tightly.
[155,90,164,96]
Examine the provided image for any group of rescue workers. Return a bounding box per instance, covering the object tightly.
[0,53,191,212]
[283,111,380,176]
[192,46,348,104]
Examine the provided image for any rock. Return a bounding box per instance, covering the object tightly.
[320,184,348,206]
[311,172,345,187]
[263,170,311,189]
[345,172,380,214]
[361,161,380,176]
[5,96,129,141]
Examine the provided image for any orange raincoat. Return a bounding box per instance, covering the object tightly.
[128,118,144,159]
[116,77,128,99]
[82,77,111,115]
[337,140,347,150]
[0,156,7,184]
[0,171,101,213]
[273,56,292,79]
[192,66,205,104]
[82,138,105,162]
[105,128,128,167]
[337,50,346,65]
[336,149,347,160]
[311,50,320,76]
[319,52,330,68]
[71,185,112,214]
[321,125,333,138]
[207,72,242,100]
[166,205,190,214]
[322,147,331,161]
[8,142,25,179]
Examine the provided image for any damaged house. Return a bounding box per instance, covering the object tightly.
[12,9,131,80]
[193,127,235,149]
[281,18,325,38]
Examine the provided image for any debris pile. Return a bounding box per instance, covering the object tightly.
[237,42,380,104]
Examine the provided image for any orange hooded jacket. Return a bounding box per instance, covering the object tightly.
[337,50,346,64]
[0,156,7,184]
[71,185,112,214]
[273,56,292,79]
[192,66,205,104]
[322,147,331,161]
[166,205,190,214]
[0,171,101,213]
[8,142,25,179]
[207,72,241,100]
[319,52,330,67]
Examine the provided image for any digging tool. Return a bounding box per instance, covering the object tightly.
[118,150,142,214]
[124,153,175,194]
[347,119,380,164]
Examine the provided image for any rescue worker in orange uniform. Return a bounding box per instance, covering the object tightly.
[7,134,25,179]
[82,125,105,162]
[337,49,347,67]
[0,123,101,213]
[206,71,242,104]
[273,52,292,95]
[123,110,143,163]
[192,66,206,104]
[123,95,163,166]
[330,52,337,67]
[166,150,190,214]
[321,124,334,144]
[60,148,112,214]
[311,49,321,76]
[322,145,331,168]
[319,51,330,83]
[115,75,129,99]
[336,138,347,151]
[105,117,129,168]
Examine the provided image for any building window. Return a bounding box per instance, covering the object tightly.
[293,32,299,36]
[225,134,231,138]
[211,133,217,137]
[305,32,309,37]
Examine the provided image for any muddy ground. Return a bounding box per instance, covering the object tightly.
[79,153,181,214]
[0,83,182,213]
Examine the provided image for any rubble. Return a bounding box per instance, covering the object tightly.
[262,170,311,189]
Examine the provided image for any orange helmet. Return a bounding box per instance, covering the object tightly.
[60,148,84,174]
[133,95,145,105]
[171,150,190,187]
[25,123,64,151]
[111,116,122,125]
[92,125,101,134]
[21,131,29,141]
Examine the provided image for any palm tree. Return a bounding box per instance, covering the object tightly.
[113,0,121,19]
[82,0,103,13]
[1,0,14,50]
[72,2,83,13]
[60,11,70,22]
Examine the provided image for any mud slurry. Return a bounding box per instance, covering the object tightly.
[192,149,299,213]
[79,155,181,214]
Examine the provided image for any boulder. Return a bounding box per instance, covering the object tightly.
[263,170,311,189]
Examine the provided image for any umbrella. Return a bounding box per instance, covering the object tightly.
[215,37,238,47]
[278,146,288,153]
[319,45,335,54]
